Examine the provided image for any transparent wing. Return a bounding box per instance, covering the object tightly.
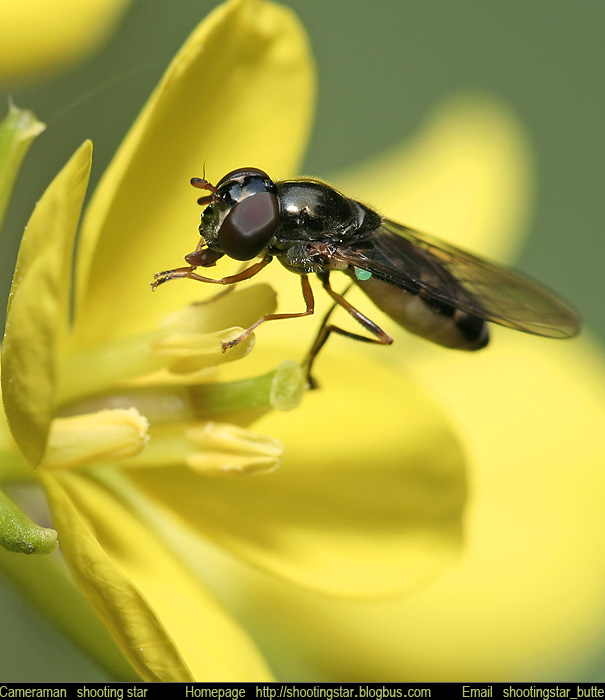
[329,219,581,339]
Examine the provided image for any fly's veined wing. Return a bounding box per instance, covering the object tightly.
[333,219,581,339]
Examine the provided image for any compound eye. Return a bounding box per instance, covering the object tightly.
[217,167,271,188]
[217,191,279,261]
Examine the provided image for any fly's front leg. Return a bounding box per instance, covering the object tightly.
[151,257,272,290]
[302,272,392,388]
[191,262,255,306]
[222,274,315,351]
[151,266,215,288]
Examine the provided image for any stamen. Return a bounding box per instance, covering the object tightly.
[58,285,278,404]
[42,409,149,471]
[185,422,283,476]
[150,327,254,373]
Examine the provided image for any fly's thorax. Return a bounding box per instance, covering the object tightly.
[269,179,382,276]
[274,179,371,242]
[352,200,382,237]
[273,241,329,275]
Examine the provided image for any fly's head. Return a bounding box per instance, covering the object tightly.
[186,167,280,267]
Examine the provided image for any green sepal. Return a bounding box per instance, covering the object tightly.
[0,101,45,233]
[0,486,58,554]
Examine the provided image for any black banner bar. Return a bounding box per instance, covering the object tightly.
[0,682,603,700]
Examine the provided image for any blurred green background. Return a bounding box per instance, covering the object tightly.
[0,0,603,681]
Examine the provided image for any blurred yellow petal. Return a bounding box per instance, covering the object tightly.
[0,0,133,83]
[73,0,315,349]
[382,335,605,680]
[41,469,273,681]
[1,141,92,465]
[334,96,532,260]
[226,336,605,680]
[130,349,466,597]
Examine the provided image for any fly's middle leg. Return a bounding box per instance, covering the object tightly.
[302,273,392,388]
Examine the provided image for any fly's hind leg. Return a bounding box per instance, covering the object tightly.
[302,273,392,389]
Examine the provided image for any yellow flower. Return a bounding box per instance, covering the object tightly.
[0,0,469,681]
[0,0,133,84]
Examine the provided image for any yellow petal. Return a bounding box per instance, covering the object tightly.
[72,0,315,350]
[1,141,92,465]
[232,336,605,680]
[129,348,466,597]
[333,96,532,261]
[0,0,133,83]
[41,468,274,681]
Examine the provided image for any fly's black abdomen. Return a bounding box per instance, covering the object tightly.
[453,311,489,348]
[354,273,489,350]
[418,287,488,347]
[418,293,456,317]
[339,226,492,349]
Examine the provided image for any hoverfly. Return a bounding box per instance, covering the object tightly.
[152,167,580,386]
